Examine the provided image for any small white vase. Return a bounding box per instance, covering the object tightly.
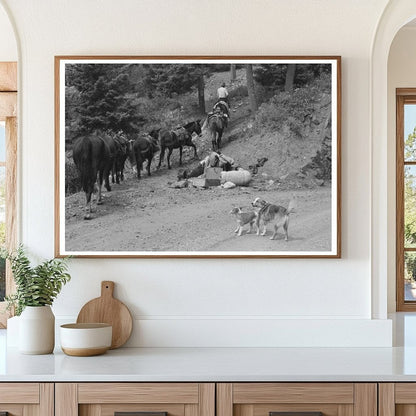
[19,306,55,354]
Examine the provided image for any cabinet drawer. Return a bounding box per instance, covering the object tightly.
[78,383,200,404]
[0,383,39,403]
[0,383,53,416]
[217,383,376,416]
[56,383,215,416]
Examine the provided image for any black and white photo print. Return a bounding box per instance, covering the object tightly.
[55,56,341,258]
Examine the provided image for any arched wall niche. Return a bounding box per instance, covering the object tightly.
[372,0,416,317]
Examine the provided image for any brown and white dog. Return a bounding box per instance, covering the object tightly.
[229,207,257,236]
[251,197,295,241]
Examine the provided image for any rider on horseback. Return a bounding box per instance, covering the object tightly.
[210,82,230,128]
[209,86,229,128]
[217,82,229,104]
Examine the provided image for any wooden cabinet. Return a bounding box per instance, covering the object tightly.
[217,383,377,416]
[0,380,411,416]
[379,383,416,416]
[55,383,215,416]
[0,383,53,416]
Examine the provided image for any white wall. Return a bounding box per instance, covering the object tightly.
[0,0,394,347]
[0,3,16,61]
[387,26,416,312]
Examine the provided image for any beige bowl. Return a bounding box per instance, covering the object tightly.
[60,323,112,356]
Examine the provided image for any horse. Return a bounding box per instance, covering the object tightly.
[72,132,114,220]
[207,112,227,151]
[148,128,161,141]
[111,131,131,183]
[99,132,119,184]
[157,120,202,169]
[132,134,160,179]
[213,100,230,118]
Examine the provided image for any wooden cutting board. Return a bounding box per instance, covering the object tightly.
[76,281,133,349]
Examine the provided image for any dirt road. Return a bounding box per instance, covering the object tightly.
[65,166,332,254]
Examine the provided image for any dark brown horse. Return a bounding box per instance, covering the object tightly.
[207,113,227,151]
[133,134,160,179]
[213,100,230,118]
[148,128,161,141]
[111,131,131,183]
[72,132,114,220]
[157,120,202,169]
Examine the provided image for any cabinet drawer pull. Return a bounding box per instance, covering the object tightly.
[270,413,323,416]
[115,412,168,416]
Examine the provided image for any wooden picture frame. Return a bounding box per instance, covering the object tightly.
[55,56,341,258]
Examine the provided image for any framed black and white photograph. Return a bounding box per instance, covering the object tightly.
[55,56,341,258]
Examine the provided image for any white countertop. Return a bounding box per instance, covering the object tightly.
[2,346,416,382]
[2,313,416,382]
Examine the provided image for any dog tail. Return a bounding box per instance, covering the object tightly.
[287,198,296,214]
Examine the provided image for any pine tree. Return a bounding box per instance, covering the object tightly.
[254,63,331,90]
[246,64,258,113]
[142,64,211,113]
[285,64,296,93]
[65,64,142,138]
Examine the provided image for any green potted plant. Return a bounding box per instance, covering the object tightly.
[4,246,71,354]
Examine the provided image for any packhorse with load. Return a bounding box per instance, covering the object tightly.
[206,99,229,151]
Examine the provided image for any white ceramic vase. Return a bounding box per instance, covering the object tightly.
[19,306,55,354]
